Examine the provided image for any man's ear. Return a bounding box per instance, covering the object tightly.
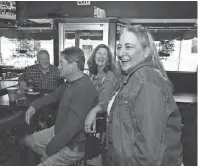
[72,61,78,70]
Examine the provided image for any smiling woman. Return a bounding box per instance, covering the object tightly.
[116,29,147,72]
[113,25,183,165]
[86,25,183,166]
[117,25,169,80]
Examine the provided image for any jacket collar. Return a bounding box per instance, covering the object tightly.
[113,56,154,93]
[121,56,153,85]
[126,55,153,77]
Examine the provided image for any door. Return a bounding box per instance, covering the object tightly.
[59,23,109,70]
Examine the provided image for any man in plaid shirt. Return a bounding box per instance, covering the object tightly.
[19,50,62,93]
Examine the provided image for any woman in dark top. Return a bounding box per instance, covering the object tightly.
[85,44,116,132]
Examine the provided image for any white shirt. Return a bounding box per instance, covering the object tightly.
[107,91,119,116]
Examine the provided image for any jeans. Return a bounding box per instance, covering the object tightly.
[24,126,85,166]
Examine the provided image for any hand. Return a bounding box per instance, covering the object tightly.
[85,109,97,133]
[19,81,28,91]
[25,106,36,125]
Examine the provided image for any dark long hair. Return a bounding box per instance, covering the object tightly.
[87,44,114,75]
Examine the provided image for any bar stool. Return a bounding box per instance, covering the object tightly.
[71,114,107,166]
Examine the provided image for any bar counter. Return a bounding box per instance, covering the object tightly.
[0,77,19,96]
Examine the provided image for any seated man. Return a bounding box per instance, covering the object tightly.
[19,50,62,93]
[24,47,98,166]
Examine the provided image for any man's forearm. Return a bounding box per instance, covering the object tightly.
[30,84,66,111]
[92,104,103,115]
[31,92,59,111]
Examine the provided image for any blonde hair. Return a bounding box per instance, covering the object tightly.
[121,25,169,80]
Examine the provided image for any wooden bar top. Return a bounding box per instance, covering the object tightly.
[0,93,42,109]
[0,80,18,90]
[0,77,19,96]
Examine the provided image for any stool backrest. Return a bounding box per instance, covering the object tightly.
[84,114,107,160]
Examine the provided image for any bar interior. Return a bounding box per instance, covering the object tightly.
[0,1,197,166]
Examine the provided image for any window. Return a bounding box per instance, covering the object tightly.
[0,37,53,68]
[158,38,198,72]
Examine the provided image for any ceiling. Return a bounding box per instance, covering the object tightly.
[16,1,197,21]
[0,1,197,41]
